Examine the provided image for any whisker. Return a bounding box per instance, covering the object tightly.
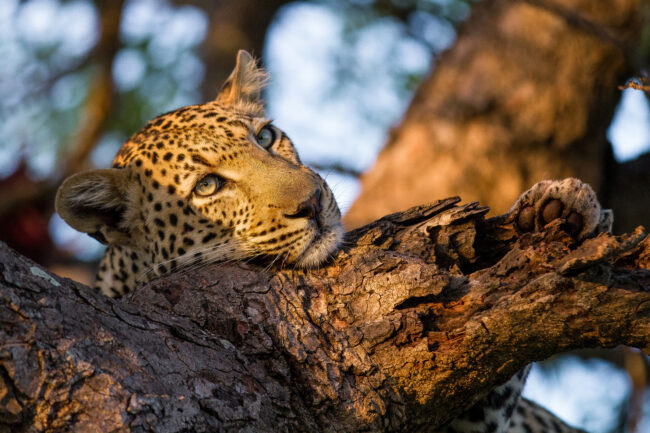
[138,240,253,281]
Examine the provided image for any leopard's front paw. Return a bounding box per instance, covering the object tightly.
[510,178,613,240]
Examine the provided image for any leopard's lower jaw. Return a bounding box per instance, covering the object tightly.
[295,223,344,268]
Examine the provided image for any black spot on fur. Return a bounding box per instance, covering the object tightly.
[202,233,217,243]
[488,386,513,409]
[191,154,212,167]
[516,405,526,416]
[533,413,548,427]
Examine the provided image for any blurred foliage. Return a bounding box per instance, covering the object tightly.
[0,0,207,181]
[0,0,478,183]
[315,0,477,122]
[531,349,650,433]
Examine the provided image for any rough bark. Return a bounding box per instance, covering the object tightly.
[344,0,646,232]
[1,200,648,432]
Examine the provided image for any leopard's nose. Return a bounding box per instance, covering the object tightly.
[285,189,322,223]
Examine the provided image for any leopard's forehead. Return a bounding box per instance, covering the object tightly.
[112,101,266,172]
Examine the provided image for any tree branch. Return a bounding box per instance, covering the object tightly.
[308,161,363,178]
[0,199,648,432]
[619,77,650,92]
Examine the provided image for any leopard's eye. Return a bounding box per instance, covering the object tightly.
[256,126,275,149]
[194,174,220,197]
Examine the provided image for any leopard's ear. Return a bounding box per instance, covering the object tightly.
[216,50,267,106]
[55,168,137,247]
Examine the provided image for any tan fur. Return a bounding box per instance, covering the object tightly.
[216,50,268,113]
[56,50,342,297]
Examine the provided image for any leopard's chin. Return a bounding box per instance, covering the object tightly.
[294,223,344,268]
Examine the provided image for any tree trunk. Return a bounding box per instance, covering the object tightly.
[1,200,648,432]
[344,0,646,232]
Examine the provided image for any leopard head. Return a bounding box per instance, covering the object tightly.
[56,51,343,293]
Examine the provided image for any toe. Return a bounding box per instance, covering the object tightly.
[565,211,583,236]
[541,199,563,224]
[517,206,535,232]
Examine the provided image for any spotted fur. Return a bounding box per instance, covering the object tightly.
[56,51,610,433]
[56,51,342,297]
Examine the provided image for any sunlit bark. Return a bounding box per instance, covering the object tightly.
[1,200,648,432]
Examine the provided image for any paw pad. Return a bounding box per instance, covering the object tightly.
[510,178,612,240]
[541,199,563,224]
[565,211,583,235]
[516,206,535,232]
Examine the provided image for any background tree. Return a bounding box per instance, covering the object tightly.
[344,0,649,232]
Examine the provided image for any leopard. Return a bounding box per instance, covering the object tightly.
[55,50,612,433]
[56,50,344,298]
